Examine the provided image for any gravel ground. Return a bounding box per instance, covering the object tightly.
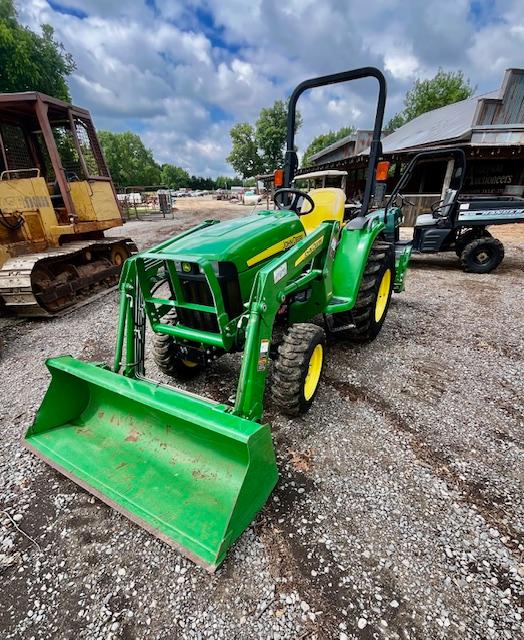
[1,198,523,640]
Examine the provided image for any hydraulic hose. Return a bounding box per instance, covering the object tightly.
[0,208,24,231]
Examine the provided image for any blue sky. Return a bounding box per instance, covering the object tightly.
[19,0,524,177]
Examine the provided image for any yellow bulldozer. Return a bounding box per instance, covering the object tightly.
[0,92,136,316]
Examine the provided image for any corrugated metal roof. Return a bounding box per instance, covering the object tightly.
[380,90,499,153]
[308,69,524,162]
[309,133,359,162]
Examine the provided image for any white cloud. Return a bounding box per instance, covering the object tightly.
[384,53,420,81]
[16,0,524,176]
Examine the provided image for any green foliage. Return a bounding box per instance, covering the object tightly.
[255,100,302,173]
[386,69,475,133]
[227,123,263,179]
[98,131,161,187]
[160,164,190,189]
[227,100,302,177]
[0,0,75,101]
[301,126,355,167]
[188,175,216,190]
[214,175,242,188]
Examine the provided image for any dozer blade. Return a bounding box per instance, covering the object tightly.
[24,356,278,571]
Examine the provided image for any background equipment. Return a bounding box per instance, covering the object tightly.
[0,92,136,316]
[383,148,524,273]
[25,67,410,571]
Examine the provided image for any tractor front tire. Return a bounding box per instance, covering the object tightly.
[272,323,326,416]
[460,237,504,273]
[153,311,202,379]
[327,240,395,343]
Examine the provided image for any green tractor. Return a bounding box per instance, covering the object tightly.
[25,67,411,571]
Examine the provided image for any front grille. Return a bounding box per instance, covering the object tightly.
[178,274,219,332]
[174,261,242,333]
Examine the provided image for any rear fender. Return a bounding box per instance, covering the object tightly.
[326,218,385,313]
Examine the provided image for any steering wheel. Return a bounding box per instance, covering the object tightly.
[273,188,315,215]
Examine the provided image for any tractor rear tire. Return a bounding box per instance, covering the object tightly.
[460,237,504,273]
[272,323,326,416]
[327,240,395,343]
[455,229,491,257]
[153,310,202,379]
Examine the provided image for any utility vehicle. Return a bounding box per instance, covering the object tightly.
[383,148,524,273]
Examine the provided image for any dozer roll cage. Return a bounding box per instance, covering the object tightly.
[0,92,120,222]
[283,67,387,217]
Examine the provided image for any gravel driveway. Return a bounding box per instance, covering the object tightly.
[1,199,523,640]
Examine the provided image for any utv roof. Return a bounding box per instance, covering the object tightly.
[295,170,348,180]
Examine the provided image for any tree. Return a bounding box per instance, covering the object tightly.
[386,69,475,132]
[227,123,264,179]
[301,126,355,167]
[227,100,302,177]
[98,131,161,187]
[0,0,75,101]
[255,100,302,173]
[160,164,190,189]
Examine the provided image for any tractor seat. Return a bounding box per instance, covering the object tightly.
[300,188,345,234]
[415,213,438,227]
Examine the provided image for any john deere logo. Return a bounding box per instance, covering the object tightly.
[182,262,192,273]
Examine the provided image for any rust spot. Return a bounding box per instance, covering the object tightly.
[115,462,128,470]
[125,428,140,442]
[97,411,105,419]
[75,427,93,437]
[192,469,206,479]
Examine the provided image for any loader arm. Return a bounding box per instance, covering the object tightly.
[234,221,339,421]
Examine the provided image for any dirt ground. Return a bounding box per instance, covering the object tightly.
[1,197,523,640]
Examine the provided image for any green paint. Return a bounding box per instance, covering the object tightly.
[25,205,410,570]
[26,357,277,572]
[326,216,385,313]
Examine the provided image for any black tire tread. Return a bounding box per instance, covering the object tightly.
[460,236,504,273]
[326,239,395,343]
[272,323,325,416]
[152,309,202,378]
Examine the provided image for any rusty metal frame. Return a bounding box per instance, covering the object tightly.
[34,96,77,220]
[0,126,7,172]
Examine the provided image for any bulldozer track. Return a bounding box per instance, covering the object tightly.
[0,238,136,317]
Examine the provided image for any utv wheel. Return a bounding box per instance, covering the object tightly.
[153,310,202,378]
[327,240,395,343]
[460,237,504,273]
[272,323,326,416]
[455,229,491,257]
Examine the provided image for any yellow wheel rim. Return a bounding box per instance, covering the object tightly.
[181,359,198,368]
[374,268,392,323]
[304,344,323,401]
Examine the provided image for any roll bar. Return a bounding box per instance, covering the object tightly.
[284,67,387,217]
[385,148,467,211]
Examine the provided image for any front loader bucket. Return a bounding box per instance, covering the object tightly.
[24,356,278,571]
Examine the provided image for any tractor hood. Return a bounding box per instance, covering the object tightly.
[157,210,305,272]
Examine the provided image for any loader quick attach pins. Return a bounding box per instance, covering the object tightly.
[25,67,411,570]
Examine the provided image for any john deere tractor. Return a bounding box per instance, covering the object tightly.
[25,68,411,571]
